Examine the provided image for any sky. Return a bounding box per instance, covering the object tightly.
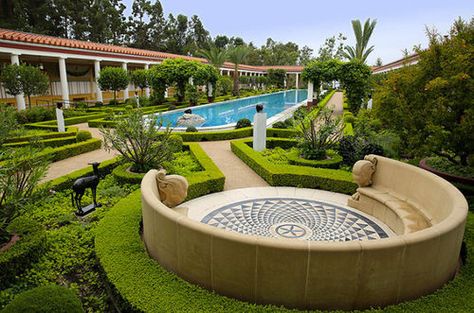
[123,0,473,65]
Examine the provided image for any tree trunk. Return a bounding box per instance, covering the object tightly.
[232,67,239,96]
[27,95,32,109]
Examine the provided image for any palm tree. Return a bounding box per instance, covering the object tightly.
[198,46,228,69]
[343,18,377,63]
[227,46,250,96]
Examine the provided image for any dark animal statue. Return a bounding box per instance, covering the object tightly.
[71,162,101,216]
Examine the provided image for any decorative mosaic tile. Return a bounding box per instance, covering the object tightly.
[201,198,390,241]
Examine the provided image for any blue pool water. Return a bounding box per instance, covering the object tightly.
[154,89,307,128]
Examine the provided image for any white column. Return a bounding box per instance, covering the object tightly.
[207,82,213,98]
[295,73,299,90]
[10,54,26,110]
[94,60,103,103]
[307,81,314,105]
[58,57,70,108]
[144,64,150,98]
[122,62,129,100]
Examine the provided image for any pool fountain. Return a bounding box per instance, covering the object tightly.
[141,155,468,310]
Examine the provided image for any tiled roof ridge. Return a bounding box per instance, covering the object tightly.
[0,28,303,72]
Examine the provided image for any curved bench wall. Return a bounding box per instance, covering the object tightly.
[141,161,468,310]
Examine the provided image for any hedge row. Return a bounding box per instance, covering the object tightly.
[4,127,78,144]
[25,113,107,131]
[0,217,46,290]
[287,150,343,169]
[110,143,225,200]
[231,138,357,194]
[4,135,77,148]
[36,138,102,163]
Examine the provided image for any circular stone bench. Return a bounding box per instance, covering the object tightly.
[141,156,468,311]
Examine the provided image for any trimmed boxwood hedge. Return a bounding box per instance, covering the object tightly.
[287,149,343,169]
[96,190,474,313]
[1,285,83,313]
[4,135,77,148]
[4,127,78,144]
[110,143,225,201]
[25,113,107,131]
[0,217,46,290]
[36,138,102,163]
[231,138,357,194]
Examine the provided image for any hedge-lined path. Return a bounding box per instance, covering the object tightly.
[326,91,344,117]
[199,140,269,190]
[42,123,118,182]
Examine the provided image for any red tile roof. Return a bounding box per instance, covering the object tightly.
[0,28,302,73]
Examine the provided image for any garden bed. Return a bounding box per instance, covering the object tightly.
[231,138,356,194]
[420,157,474,185]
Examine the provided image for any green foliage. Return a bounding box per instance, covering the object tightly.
[339,60,372,114]
[227,45,250,96]
[15,106,55,124]
[0,147,49,241]
[2,285,83,313]
[168,134,183,153]
[98,67,130,101]
[232,138,356,193]
[0,217,46,290]
[101,109,174,173]
[75,130,92,142]
[267,69,287,88]
[129,69,150,96]
[33,139,102,163]
[0,105,18,147]
[272,120,293,129]
[185,84,200,106]
[297,107,344,160]
[198,46,228,68]
[163,151,203,177]
[0,64,49,108]
[287,149,343,169]
[216,75,233,96]
[186,126,198,132]
[426,156,474,178]
[235,118,252,129]
[374,18,474,165]
[302,60,342,103]
[343,18,377,63]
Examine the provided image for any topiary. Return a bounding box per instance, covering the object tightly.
[76,131,92,142]
[186,126,198,132]
[2,285,83,313]
[236,118,252,129]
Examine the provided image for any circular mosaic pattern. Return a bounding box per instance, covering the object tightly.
[201,198,390,241]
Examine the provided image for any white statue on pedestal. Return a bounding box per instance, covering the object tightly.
[56,102,65,133]
[253,104,266,151]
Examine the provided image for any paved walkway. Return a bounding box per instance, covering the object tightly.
[42,123,118,182]
[199,141,269,190]
[325,91,344,117]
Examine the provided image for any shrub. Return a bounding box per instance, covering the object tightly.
[2,285,83,313]
[185,84,200,106]
[0,105,18,146]
[343,112,355,124]
[100,110,174,173]
[272,120,292,129]
[98,67,130,101]
[168,134,183,153]
[338,136,385,166]
[168,104,177,111]
[0,147,49,242]
[216,75,233,96]
[95,101,103,107]
[0,216,46,289]
[108,99,119,106]
[74,101,88,109]
[297,107,343,160]
[236,118,251,129]
[75,130,92,142]
[186,126,198,132]
[15,106,55,124]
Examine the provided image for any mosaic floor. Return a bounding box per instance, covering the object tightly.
[201,198,390,241]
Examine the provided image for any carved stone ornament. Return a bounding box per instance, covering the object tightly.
[352,156,378,188]
[156,169,189,208]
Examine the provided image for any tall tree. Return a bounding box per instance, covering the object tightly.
[227,45,250,96]
[128,0,153,49]
[343,19,377,63]
[318,33,347,61]
[214,35,229,49]
[299,46,314,65]
[164,13,189,54]
[187,15,210,52]
[198,46,227,69]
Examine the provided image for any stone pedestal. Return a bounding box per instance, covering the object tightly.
[56,107,65,132]
[253,112,267,151]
